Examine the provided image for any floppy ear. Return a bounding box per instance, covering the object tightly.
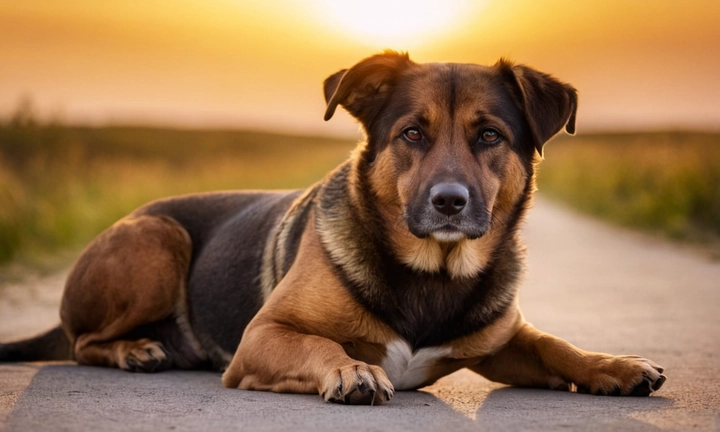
[495,59,577,156]
[323,51,413,125]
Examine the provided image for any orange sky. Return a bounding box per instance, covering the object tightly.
[1,0,719,137]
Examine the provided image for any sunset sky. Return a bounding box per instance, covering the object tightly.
[1,0,719,137]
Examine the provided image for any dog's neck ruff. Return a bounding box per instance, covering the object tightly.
[313,161,521,349]
[259,185,321,302]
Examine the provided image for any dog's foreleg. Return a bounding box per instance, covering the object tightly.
[222,320,394,405]
[471,323,666,396]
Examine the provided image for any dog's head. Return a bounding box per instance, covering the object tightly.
[324,51,576,244]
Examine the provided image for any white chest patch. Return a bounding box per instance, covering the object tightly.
[380,340,452,390]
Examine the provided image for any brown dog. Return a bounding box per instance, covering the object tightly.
[0,51,666,404]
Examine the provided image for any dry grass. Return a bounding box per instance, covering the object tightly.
[538,131,720,251]
[0,123,354,275]
[2,124,718,277]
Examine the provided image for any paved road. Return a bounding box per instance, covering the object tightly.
[1,198,719,431]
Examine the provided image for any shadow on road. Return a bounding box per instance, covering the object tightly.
[4,363,677,432]
[474,386,673,430]
[5,364,478,431]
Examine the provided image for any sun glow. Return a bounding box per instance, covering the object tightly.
[314,0,481,47]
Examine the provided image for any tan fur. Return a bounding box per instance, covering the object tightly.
[496,152,530,214]
[448,299,524,359]
[472,323,666,395]
[365,133,490,278]
[391,235,498,279]
[379,300,526,389]
[444,237,492,278]
[259,222,283,303]
[444,152,529,278]
[362,99,529,280]
[367,147,446,273]
[224,211,396,403]
[60,214,198,370]
[396,237,444,273]
[259,186,319,302]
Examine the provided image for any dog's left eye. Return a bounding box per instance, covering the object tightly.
[402,128,423,143]
[479,128,502,144]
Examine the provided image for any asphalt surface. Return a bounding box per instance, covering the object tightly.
[1,197,719,431]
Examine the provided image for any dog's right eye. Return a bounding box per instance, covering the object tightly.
[402,128,423,143]
[478,128,502,145]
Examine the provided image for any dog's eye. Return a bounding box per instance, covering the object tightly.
[479,128,501,144]
[402,128,423,143]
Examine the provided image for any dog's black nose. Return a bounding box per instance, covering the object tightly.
[430,183,469,216]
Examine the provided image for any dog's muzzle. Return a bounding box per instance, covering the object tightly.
[405,182,489,242]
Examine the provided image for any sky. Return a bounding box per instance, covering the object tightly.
[1,0,719,137]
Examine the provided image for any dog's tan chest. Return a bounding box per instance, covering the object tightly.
[380,340,452,390]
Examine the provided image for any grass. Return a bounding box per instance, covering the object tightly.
[0,122,355,277]
[2,122,719,279]
[538,131,720,252]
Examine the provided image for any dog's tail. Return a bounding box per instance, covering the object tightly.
[0,325,74,362]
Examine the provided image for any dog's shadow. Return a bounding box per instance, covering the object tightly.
[4,363,474,431]
[420,370,673,431]
[471,385,672,430]
[5,364,672,431]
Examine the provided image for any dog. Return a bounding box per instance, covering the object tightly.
[0,51,666,404]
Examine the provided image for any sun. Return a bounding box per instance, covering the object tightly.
[313,0,480,47]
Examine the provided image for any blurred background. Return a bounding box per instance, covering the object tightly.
[1,0,719,276]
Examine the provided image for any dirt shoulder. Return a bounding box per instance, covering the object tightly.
[0,270,67,341]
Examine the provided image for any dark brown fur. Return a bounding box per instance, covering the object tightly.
[0,52,665,404]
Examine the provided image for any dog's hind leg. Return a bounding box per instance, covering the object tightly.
[61,214,195,372]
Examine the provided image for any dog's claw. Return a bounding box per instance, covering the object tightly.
[321,362,393,405]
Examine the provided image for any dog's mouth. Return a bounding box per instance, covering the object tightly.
[430,226,468,243]
[408,219,488,242]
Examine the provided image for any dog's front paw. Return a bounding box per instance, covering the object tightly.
[576,354,666,396]
[321,362,394,405]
